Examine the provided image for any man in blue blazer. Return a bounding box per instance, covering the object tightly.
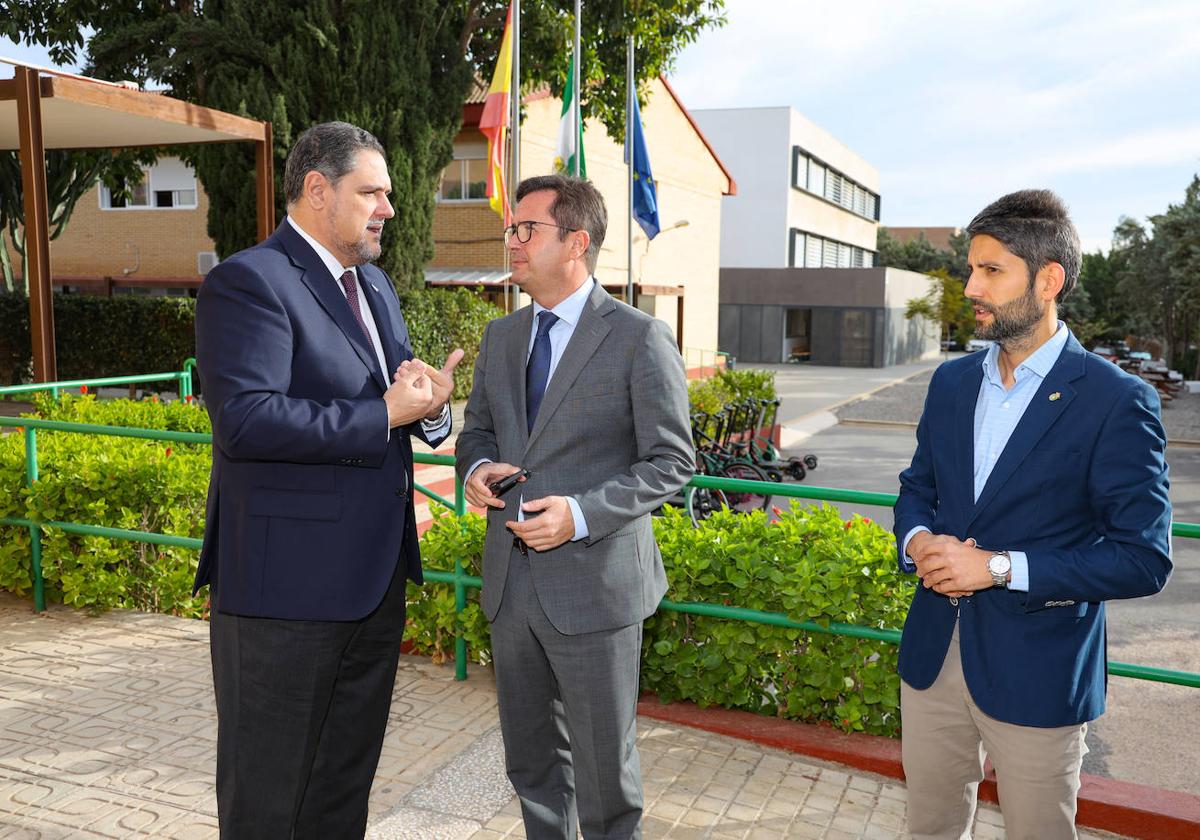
[194,122,461,837]
[894,190,1171,839]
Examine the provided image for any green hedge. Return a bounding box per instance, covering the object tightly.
[411,503,911,737]
[0,288,501,400]
[1,393,912,736]
[0,293,195,386]
[0,395,210,617]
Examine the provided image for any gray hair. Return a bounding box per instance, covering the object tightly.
[516,174,608,273]
[283,121,385,205]
[966,189,1081,301]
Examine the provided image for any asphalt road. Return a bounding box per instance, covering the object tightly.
[771,421,1200,797]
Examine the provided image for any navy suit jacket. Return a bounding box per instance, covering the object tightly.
[894,334,1171,727]
[193,221,448,621]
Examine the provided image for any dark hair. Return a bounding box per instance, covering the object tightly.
[516,174,607,273]
[283,122,385,205]
[966,189,1081,301]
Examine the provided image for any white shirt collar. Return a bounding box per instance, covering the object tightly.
[286,215,356,282]
[532,277,595,328]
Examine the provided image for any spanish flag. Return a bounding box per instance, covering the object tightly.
[480,1,514,225]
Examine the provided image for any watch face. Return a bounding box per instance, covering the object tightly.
[988,554,1011,575]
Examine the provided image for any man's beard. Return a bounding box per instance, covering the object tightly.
[336,225,383,265]
[973,281,1044,348]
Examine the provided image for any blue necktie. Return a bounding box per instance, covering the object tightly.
[526,310,560,432]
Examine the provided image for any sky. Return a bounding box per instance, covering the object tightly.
[668,0,1200,253]
[5,2,1199,253]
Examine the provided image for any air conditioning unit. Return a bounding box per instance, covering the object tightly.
[197,251,219,276]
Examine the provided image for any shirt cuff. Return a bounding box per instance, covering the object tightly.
[901,526,930,572]
[1007,550,1030,592]
[464,458,493,487]
[566,497,589,541]
[420,402,451,434]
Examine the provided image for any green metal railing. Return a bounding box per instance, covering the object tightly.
[1,414,1197,690]
[0,359,196,402]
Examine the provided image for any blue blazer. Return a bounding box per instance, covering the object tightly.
[193,221,448,621]
[894,335,1171,727]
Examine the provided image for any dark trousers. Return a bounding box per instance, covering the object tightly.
[209,557,408,839]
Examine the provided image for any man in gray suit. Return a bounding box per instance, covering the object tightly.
[456,174,693,838]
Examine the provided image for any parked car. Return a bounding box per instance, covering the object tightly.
[965,338,992,352]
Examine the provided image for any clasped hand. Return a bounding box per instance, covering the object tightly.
[907,532,993,598]
[464,462,574,552]
[383,349,464,428]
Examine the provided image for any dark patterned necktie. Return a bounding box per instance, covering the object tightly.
[526,310,560,432]
[340,269,372,342]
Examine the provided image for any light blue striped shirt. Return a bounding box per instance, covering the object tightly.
[904,322,1070,591]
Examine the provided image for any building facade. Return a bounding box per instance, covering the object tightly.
[431,76,735,363]
[690,106,880,270]
[690,106,936,366]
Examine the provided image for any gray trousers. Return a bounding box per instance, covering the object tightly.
[901,621,1088,840]
[490,547,644,840]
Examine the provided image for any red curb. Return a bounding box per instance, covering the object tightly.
[636,695,1200,840]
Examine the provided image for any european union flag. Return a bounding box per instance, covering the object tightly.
[625,94,660,239]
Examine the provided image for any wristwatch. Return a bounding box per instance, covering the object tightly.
[987,550,1012,588]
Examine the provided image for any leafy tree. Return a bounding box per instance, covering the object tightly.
[2,0,726,290]
[903,268,974,346]
[1111,178,1200,371]
[877,228,969,282]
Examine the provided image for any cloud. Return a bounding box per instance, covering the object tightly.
[668,0,1200,247]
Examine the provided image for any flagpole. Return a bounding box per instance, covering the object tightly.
[626,35,635,306]
[510,0,521,313]
[573,0,582,178]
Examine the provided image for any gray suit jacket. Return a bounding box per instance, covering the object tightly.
[456,282,694,635]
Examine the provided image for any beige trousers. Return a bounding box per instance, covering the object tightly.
[900,622,1088,840]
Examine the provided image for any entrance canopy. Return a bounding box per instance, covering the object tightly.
[1,61,275,382]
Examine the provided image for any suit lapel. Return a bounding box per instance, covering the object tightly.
[967,337,1086,528]
[278,221,387,391]
[955,361,983,517]
[525,284,614,452]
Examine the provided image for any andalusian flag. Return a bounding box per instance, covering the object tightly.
[480,1,514,224]
[554,53,586,178]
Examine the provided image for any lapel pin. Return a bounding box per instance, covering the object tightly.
[1049,392,1061,401]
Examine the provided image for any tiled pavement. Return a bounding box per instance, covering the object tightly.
[0,593,1126,839]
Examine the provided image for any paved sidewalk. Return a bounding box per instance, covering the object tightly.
[0,594,1125,839]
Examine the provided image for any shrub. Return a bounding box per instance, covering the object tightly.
[396,502,912,737]
[0,395,210,617]
[0,292,195,387]
[643,503,911,736]
[404,504,492,664]
[398,287,503,401]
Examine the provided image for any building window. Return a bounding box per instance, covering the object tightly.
[100,157,198,210]
[437,156,488,202]
[789,227,876,269]
[791,145,879,222]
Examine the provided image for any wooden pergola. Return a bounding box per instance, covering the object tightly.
[0,62,274,382]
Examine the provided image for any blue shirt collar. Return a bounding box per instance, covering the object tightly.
[982,320,1070,387]
[533,277,595,329]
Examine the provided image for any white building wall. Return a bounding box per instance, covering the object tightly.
[691,107,791,268]
[693,106,880,268]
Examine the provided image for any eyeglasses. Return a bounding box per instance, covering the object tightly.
[503,220,579,245]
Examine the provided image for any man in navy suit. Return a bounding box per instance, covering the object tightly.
[194,121,462,838]
[894,190,1171,839]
